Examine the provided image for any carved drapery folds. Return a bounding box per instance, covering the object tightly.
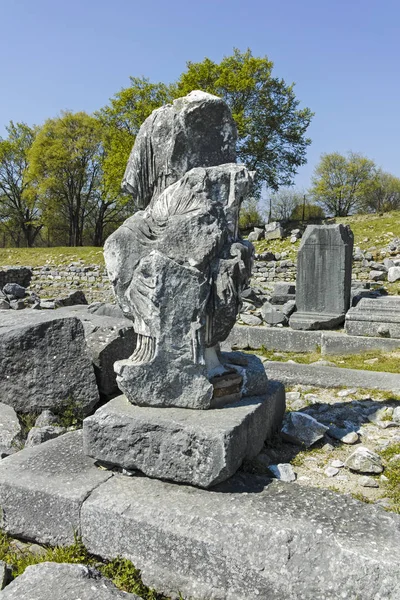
[104,91,255,408]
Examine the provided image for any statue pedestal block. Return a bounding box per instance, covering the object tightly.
[83,381,285,489]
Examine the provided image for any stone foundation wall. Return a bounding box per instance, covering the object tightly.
[251,248,400,289]
[252,253,296,286]
[28,263,114,304]
[0,267,32,288]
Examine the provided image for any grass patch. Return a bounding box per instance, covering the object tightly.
[336,211,400,253]
[258,347,400,374]
[54,398,85,429]
[0,247,105,268]
[251,210,400,257]
[0,533,92,578]
[350,491,374,504]
[380,444,400,512]
[290,446,329,468]
[17,413,40,439]
[0,532,177,598]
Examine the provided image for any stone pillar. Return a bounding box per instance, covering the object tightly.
[289,224,353,330]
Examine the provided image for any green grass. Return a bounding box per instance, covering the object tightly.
[252,210,400,256]
[0,247,105,268]
[380,444,400,512]
[258,347,400,374]
[291,446,330,467]
[350,491,374,504]
[0,533,176,598]
[336,211,400,252]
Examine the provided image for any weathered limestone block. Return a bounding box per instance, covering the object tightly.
[82,473,400,600]
[0,431,112,545]
[2,434,400,599]
[0,310,99,413]
[56,306,136,398]
[289,224,353,330]
[345,296,400,338]
[388,266,400,282]
[105,91,257,409]
[83,381,285,488]
[0,403,21,456]
[0,562,141,600]
[264,221,284,240]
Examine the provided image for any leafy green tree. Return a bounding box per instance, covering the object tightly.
[290,202,325,221]
[176,48,313,193]
[270,188,303,221]
[361,170,400,213]
[238,197,263,230]
[88,127,133,246]
[0,122,42,247]
[29,111,104,246]
[310,152,377,216]
[97,77,172,200]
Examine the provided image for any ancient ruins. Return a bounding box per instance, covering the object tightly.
[0,92,399,600]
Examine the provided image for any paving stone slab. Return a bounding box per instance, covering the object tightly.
[265,361,400,394]
[320,331,400,355]
[225,325,322,352]
[81,472,400,600]
[0,431,112,545]
[0,562,140,599]
[83,381,285,488]
[225,325,400,356]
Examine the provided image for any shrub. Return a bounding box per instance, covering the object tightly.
[290,203,325,221]
[239,198,263,230]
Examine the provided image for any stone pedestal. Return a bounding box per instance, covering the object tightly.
[289,224,353,330]
[345,296,400,338]
[83,380,285,489]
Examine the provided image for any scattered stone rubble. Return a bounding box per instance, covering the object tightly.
[260,384,400,507]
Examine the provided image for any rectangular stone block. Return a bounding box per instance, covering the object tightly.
[0,431,112,545]
[0,310,99,413]
[290,224,353,330]
[81,472,400,600]
[225,325,322,352]
[345,297,400,339]
[83,381,285,489]
[321,331,400,355]
[264,361,400,394]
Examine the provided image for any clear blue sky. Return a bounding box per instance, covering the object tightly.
[1,0,399,192]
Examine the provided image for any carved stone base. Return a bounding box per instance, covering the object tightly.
[83,381,285,488]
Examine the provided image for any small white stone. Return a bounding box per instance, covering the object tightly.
[325,466,339,477]
[359,476,379,488]
[268,463,296,482]
[341,431,359,445]
[337,388,358,398]
[331,459,345,468]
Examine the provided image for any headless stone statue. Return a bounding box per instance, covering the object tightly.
[84,91,284,488]
[104,91,265,409]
